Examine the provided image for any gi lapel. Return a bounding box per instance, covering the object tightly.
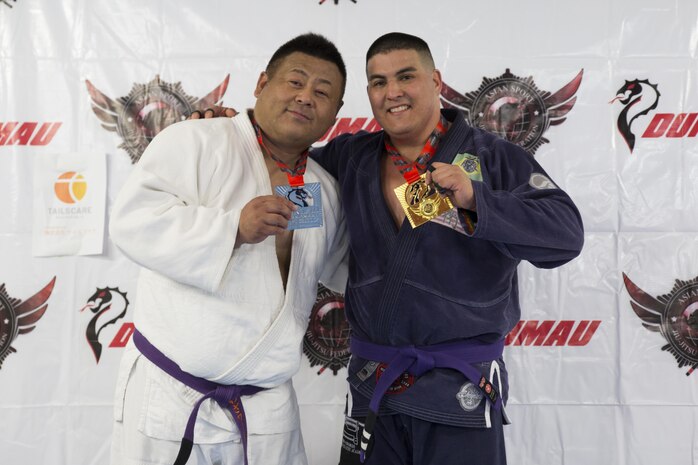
[373,112,472,341]
[375,218,424,341]
[372,130,424,341]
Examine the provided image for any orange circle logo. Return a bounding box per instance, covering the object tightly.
[54,171,87,204]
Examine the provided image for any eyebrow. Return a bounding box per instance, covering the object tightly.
[368,66,418,81]
[289,68,334,87]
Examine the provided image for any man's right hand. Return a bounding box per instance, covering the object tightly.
[236,196,298,246]
[189,106,238,119]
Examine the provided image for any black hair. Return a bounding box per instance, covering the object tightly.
[366,32,435,68]
[266,33,347,92]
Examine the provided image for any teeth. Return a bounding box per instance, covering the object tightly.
[389,105,409,113]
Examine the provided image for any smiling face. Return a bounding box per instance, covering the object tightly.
[253,52,344,155]
[366,48,443,148]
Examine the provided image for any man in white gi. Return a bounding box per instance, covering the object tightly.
[108,33,348,465]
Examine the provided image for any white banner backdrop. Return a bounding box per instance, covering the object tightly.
[1,1,697,464]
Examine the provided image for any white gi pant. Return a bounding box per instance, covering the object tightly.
[110,356,308,465]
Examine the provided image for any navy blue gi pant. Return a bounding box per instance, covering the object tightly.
[339,411,506,465]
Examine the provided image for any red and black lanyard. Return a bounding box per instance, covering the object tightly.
[252,117,309,187]
[384,115,448,184]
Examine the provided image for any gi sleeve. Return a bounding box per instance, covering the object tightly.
[468,138,584,268]
[109,122,240,293]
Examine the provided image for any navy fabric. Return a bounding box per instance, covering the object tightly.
[350,336,504,462]
[350,337,504,413]
[311,109,583,427]
[338,412,506,465]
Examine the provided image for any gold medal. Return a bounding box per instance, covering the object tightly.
[394,173,453,228]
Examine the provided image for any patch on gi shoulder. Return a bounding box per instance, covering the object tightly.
[456,382,483,412]
[529,172,557,190]
[376,363,415,394]
[356,360,380,382]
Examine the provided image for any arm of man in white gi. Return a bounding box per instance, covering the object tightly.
[109,121,296,293]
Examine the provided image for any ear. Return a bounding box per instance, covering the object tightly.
[254,71,269,98]
[432,69,443,94]
[337,99,344,113]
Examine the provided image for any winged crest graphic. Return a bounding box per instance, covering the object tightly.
[623,273,698,376]
[86,75,229,163]
[0,277,57,369]
[440,69,583,154]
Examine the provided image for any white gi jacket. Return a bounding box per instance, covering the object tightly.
[109,112,348,443]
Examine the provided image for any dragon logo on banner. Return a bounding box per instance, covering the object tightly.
[0,278,57,370]
[441,69,583,155]
[86,75,229,164]
[623,273,698,376]
[303,284,351,375]
[79,287,130,363]
[610,79,661,153]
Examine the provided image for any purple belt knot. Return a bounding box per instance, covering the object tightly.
[213,385,243,406]
[406,346,435,376]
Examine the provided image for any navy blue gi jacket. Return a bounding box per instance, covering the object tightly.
[311,109,584,427]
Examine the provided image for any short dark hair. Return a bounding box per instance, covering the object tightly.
[266,33,347,93]
[366,32,435,69]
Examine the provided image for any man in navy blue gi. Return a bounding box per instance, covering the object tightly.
[312,32,584,465]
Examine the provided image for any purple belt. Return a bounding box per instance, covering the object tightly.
[133,329,265,465]
[350,336,505,463]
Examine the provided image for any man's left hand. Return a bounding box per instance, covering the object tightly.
[427,162,476,211]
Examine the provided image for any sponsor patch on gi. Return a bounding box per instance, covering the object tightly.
[356,360,379,382]
[529,173,557,190]
[376,363,415,394]
[452,152,482,180]
[456,382,483,412]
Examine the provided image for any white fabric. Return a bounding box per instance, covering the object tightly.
[108,112,347,442]
[111,351,308,465]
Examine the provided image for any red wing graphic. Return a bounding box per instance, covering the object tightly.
[14,277,56,335]
[86,80,123,133]
[622,273,663,332]
[193,74,230,111]
[439,82,471,121]
[543,69,583,127]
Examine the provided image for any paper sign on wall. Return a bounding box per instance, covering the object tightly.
[32,152,106,256]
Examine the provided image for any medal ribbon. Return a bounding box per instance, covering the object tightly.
[252,117,309,187]
[384,115,448,184]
